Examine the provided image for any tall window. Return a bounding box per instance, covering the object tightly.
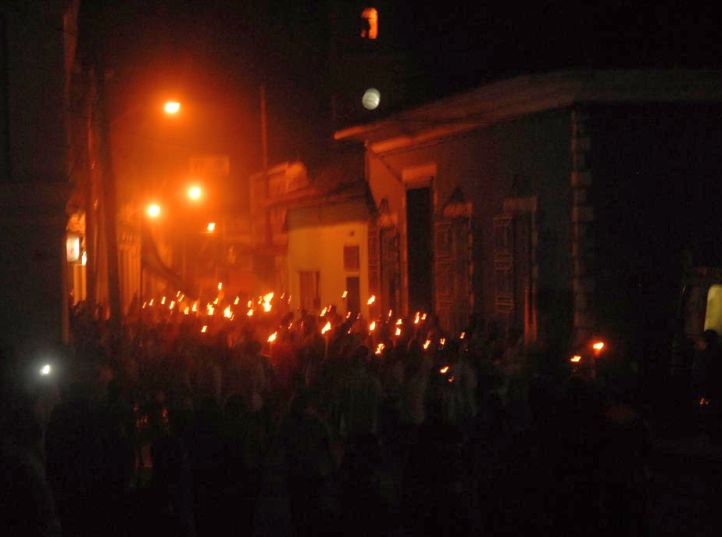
[360,7,378,39]
[344,245,360,271]
[299,271,320,312]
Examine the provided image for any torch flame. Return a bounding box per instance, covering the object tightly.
[149,299,154,306]
[321,321,332,335]
[263,292,274,303]
[369,321,376,332]
[183,307,190,315]
[395,318,403,326]
[268,331,277,343]
[234,296,240,305]
[592,341,605,352]
[217,282,223,290]
[440,337,446,347]
[395,327,402,336]
[201,325,208,333]
[207,304,215,316]
[247,309,254,317]
[570,354,582,363]
[342,290,348,298]
[440,366,449,374]
[223,306,233,319]
[423,339,431,350]
[367,295,376,305]
[161,296,166,305]
[375,343,385,355]
[262,302,272,312]
[320,306,328,317]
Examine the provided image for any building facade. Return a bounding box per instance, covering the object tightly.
[336,70,722,354]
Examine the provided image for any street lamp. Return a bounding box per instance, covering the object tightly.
[187,184,203,201]
[164,101,181,115]
[146,203,162,218]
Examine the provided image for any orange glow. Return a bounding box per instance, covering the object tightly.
[187,185,203,201]
[375,343,385,355]
[369,321,376,332]
[321,321,332,335]
[164,101,181,114]
[247,309,254,317]
[207,304,214,316]
[388,309,393,318]
[192,301,198,312]
[268,331,278,343]
[200,325,208,333]
[394,327,401,336]
[360,7,378,39]
[440,337,446,347]
[234,296,240,305]
[262,302,272,312]
[592,341,605,353]
[247,300,253,308]
[217,282,223,290]
[149,299,154,306]
[223,306,233,319]
[161,296,166,305]
[421,313,427,321]
[213,298,219,305]
[342,290,348,298]
[440,366,449,374]
[414,312,421,325]
[207,222,216,233]
[169,300,175,310]
[146,203,161,218]
[570,354,582,363]
[395,318,403,326]
[320,306,328,317]
[263,292,274,302]
[183,307,190,315]
[423,339,431,350]
[367,295,376,305]
[460,331,466,340]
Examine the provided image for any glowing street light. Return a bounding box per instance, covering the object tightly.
[187,184,203,201]
[164,101,181,114]
[146,203,161,218]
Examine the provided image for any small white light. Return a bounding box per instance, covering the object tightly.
[39,364,52,376]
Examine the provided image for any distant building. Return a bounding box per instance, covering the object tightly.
[336,70,722,353]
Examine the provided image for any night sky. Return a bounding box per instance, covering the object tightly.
[78,1,722,178]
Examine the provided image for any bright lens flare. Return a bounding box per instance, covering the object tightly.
[146,203,161,218]
[39,364,52,376]
[187,185,202,200]
[164,101,181,114]
[321,321,332,335]
[268,332,278,343]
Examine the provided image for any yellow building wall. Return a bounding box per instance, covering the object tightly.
[287,217,369,318]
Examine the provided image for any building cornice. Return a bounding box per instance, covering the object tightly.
[335,69,722,152]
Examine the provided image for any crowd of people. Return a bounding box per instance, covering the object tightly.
[2,296,656,536]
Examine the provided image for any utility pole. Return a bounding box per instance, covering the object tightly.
[95,65,122,337]
[260,84,272,246]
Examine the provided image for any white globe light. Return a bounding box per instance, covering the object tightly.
[362,88,381,110]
